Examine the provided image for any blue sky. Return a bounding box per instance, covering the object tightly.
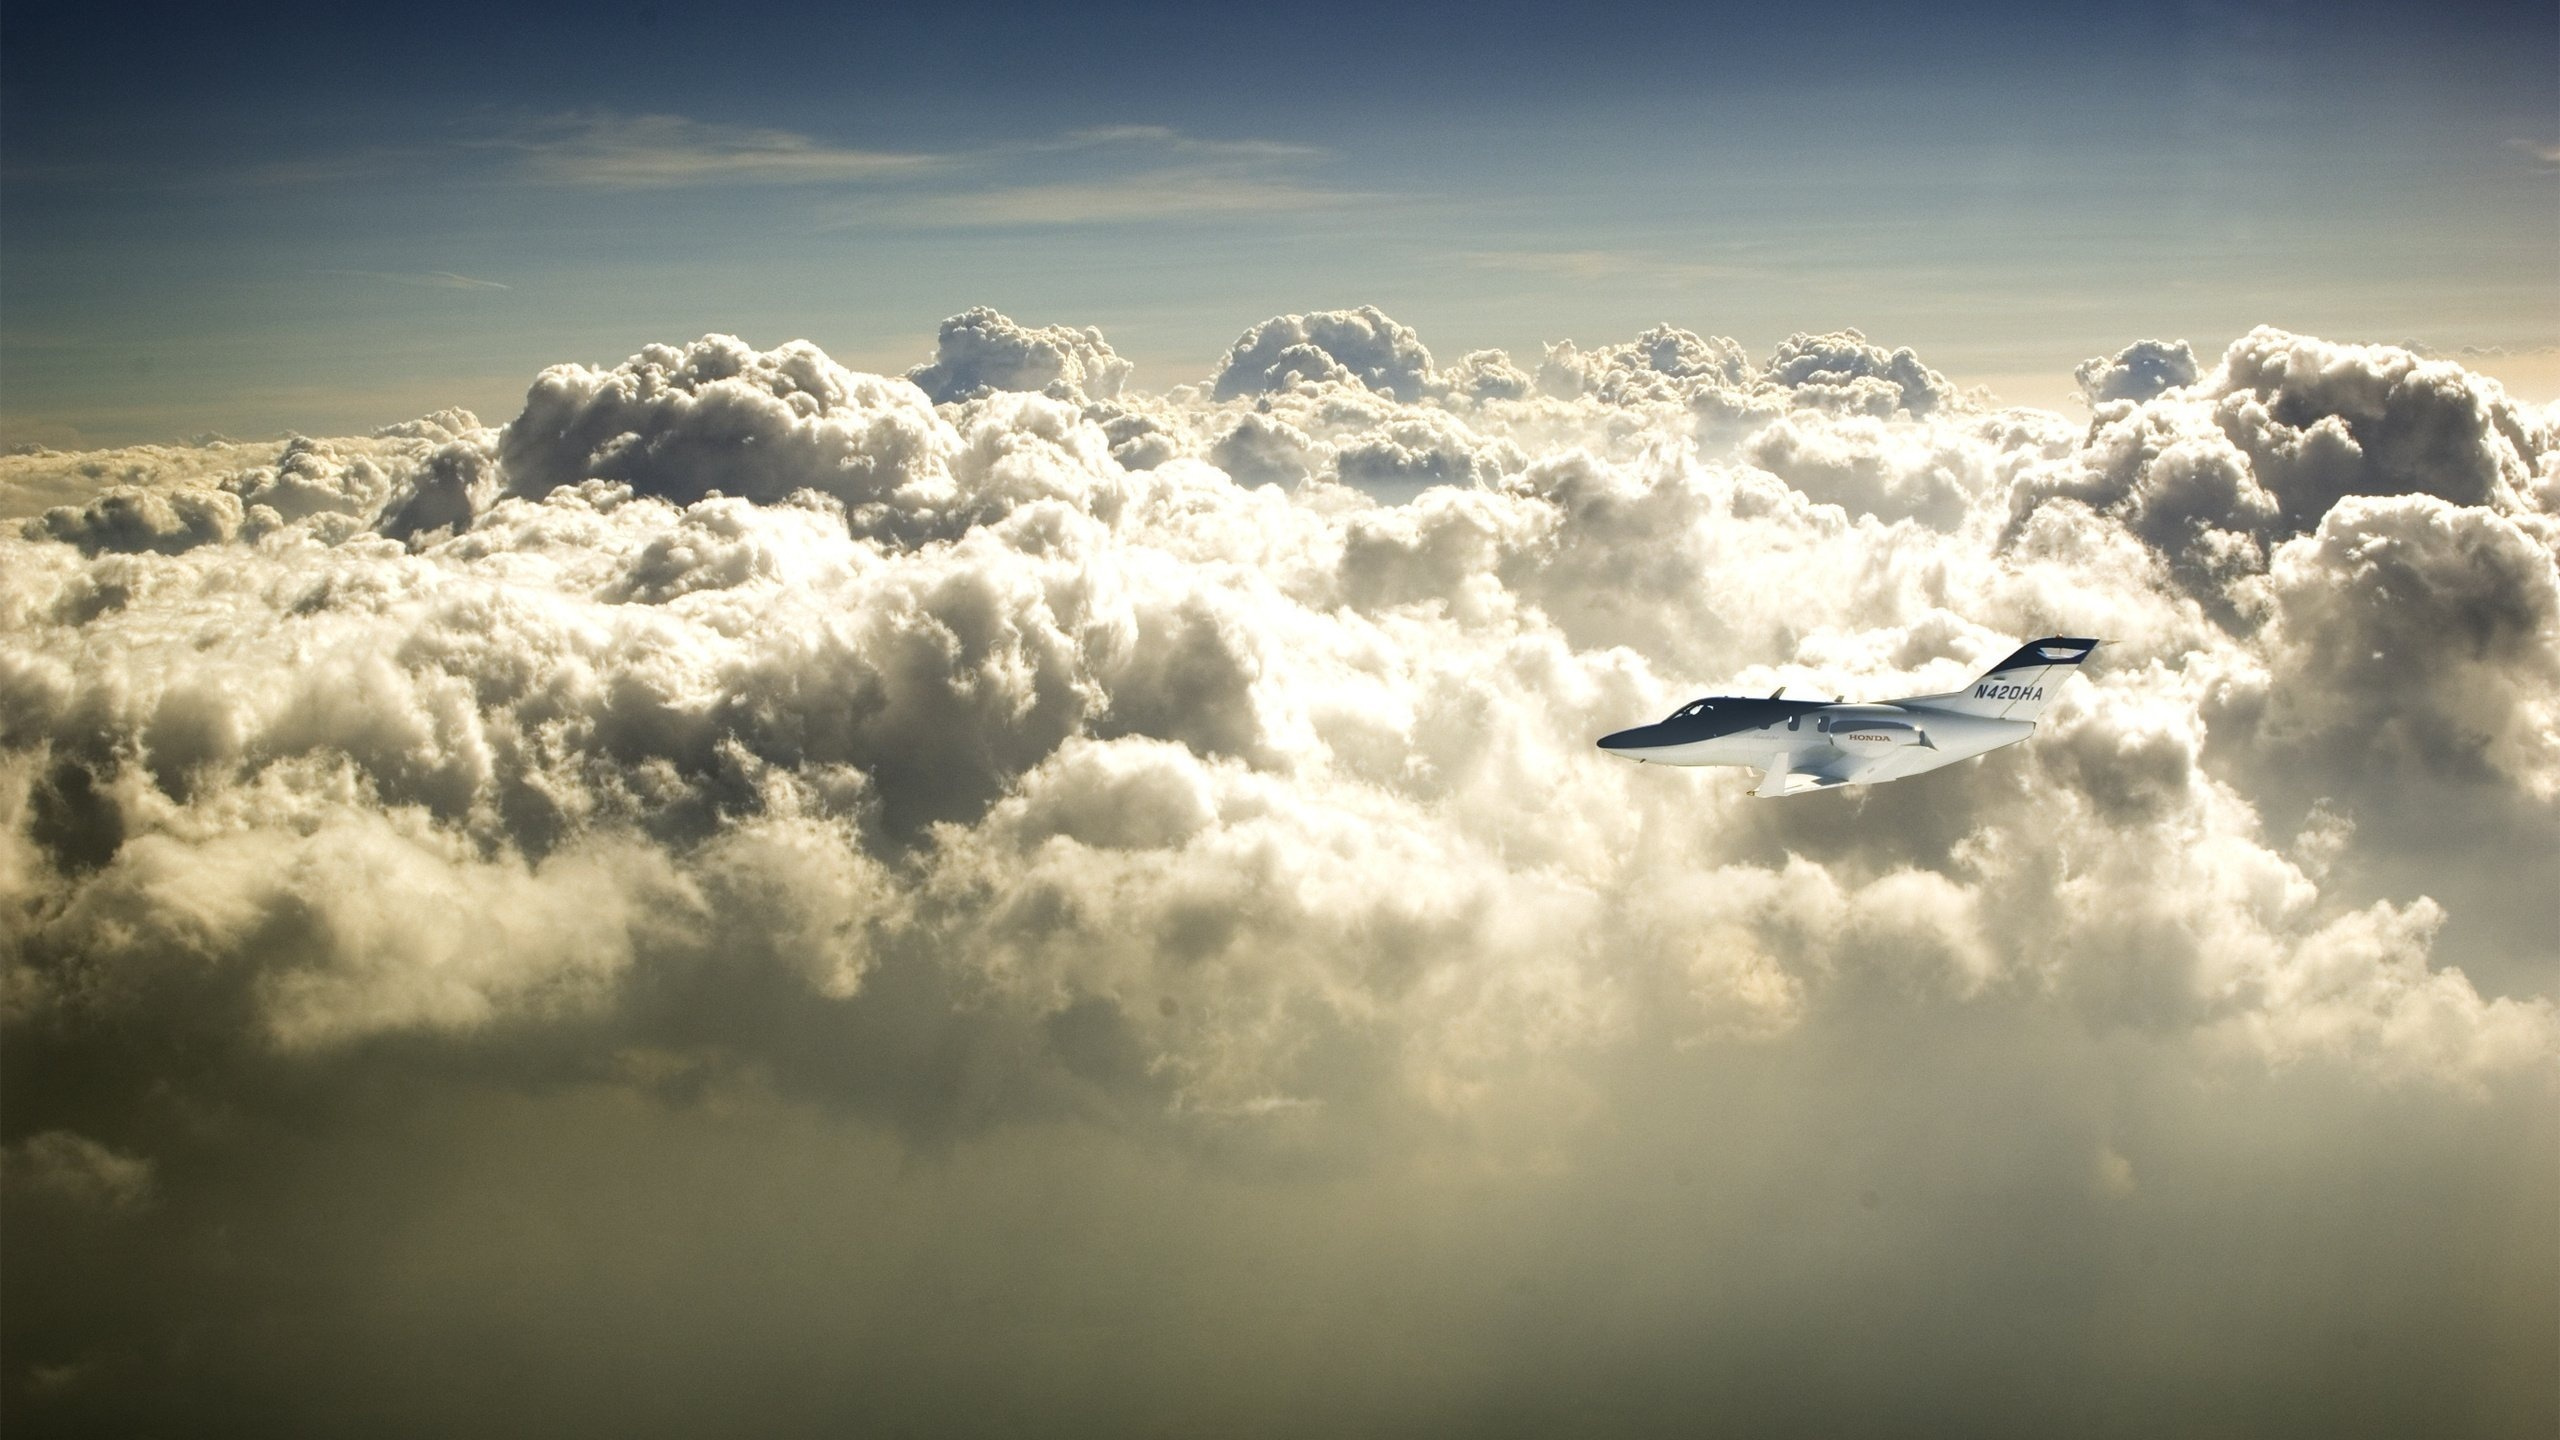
[4,0,2552,443]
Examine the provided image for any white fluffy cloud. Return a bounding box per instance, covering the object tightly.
[8,311,2551,1092]
[1211,304,1441,401]
[905,306,1134,404]
[1536,323,1758,402]
[2076,337,2201,404]
[5,308,2554,1434]
[1762,328,1957,416]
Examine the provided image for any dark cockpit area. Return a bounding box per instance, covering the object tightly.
[1600,694,1831,752]
[1659,695,1817,737]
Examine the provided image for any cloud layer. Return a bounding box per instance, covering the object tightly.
[4,312,2555,1436]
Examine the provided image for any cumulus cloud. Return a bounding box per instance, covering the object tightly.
[8,313,2547,1084]
[2076,338,2200,405]
[1440,348,1535,402]
[1211,305,1441,402]
[493,335,955,525]
[17,427,491,555]
[906,306,1134,404]
[22,484,245,554]
[1537,323,1757,402]
[1762,328,1957,417]
[3,310,2553,1435]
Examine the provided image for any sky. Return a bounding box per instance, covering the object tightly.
[3,0,2555,444]
[4,5,2559,1438]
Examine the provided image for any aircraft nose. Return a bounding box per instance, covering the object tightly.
[1596,726,1648,753]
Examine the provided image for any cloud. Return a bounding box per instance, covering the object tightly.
[492,336,956,525]
[1043,125,1326,164]
[840,126,1362,228]
[21,484,246,554]
[3,309,2554,1434]
[2508,136,2560,169]
[877,172,1358,226]
[319,269,511,292]
[1439,349,1535,402]
[494,112,935,189]
[0,435,299,522]
[1459,248,1753,286]
[2,1132,153,1211]
[1535,323,1758,402]
[2008,327,2554,594]
[906,307,1134,404]
[2075,338,2200,405]
[7,309,2547,1089]
[211,114,1355,230]
[1212,305,1442,401]
[18,431,462,554]
[1762,329,1957,417]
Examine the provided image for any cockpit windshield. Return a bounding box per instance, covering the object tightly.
[1667,699,1715,721]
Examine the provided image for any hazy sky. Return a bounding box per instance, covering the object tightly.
[4,0,2554,443]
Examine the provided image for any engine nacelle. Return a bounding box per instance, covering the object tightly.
[1829,719,1928,749]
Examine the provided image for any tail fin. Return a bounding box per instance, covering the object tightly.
[1908,636,2100,722]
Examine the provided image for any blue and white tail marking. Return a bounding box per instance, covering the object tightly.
[1910,637,2102,722]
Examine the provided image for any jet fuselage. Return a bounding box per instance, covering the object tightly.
[1595,636,2100,796]
[1597,698,2031,783]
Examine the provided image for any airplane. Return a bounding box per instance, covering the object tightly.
[1595,636,2101,796]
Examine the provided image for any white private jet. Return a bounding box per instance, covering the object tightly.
[1596,636,2101,797]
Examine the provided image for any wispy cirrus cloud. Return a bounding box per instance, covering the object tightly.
[1457,248,1757,285]
[1036,124,1326,164]
[833,123,1365,228]
[868,171,1362,227]
[230,113,1358,226]
[492,114,1365,225]
[2507,137,2560,170]
[319,268,511,291]
[196,115,928,193]
[485,111,939,189]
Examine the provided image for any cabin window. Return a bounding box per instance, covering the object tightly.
[1787,715,1799,731]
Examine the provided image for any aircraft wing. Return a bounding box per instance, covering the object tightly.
[1752,748,1880,798]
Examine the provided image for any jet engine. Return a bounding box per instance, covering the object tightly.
[1828,720,1931,749]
